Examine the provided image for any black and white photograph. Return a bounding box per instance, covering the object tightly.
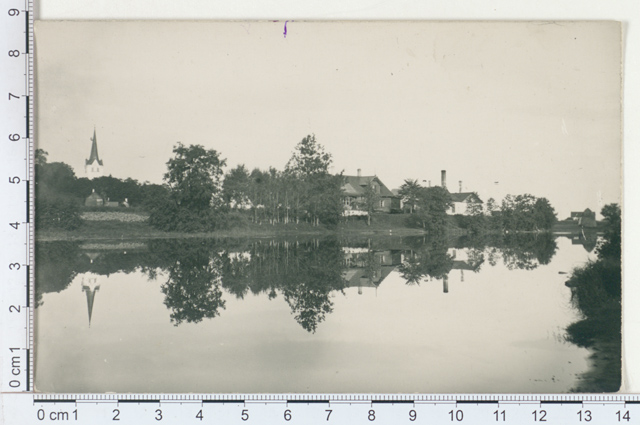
[34,20,622,393]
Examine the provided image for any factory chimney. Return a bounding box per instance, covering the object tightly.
[441,170,447,189]
[357,168,361,177]
[459,181,462,193]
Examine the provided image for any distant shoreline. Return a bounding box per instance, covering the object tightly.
[34,213,600,243]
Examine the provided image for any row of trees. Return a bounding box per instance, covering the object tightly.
[148,135,344,231]
[397,178,558,234]
[37,133,558,234]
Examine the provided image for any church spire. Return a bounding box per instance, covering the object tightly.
[82,284,100,327]
[86,127,103,167]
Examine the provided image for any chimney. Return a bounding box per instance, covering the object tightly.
[441,170,447,189]
[428,180,431,187]
[459,181,462,193]
[357,168,361,177]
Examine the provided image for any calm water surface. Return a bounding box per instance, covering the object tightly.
[35,235,596,393]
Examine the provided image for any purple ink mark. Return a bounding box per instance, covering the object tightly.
[283,20,289,38]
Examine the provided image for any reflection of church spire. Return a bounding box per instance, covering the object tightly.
[82,281,100,327]
[443,274,449,293]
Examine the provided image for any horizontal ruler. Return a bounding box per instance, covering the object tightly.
[2,394,640,424]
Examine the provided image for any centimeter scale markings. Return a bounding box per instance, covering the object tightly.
[1,0,34,399]
[1,394,639,424]
[1,4,638,425]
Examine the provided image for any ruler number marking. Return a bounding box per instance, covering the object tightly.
[449,409,464,421]
[494,409,506,421]
[241,409,249,421]
[8,93,20,100]
[155,409,162,421]
[196,409,203,421]
[368,409,375,421]
[616,410,631,421]
[9,134,21,141]
[409,409,417,421]
[532,410,547,421]
[113,409,120,421]
[8,8,20,16]
[325,409,332,421]
[577,410,592,422]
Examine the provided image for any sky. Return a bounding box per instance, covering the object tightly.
[35,21,621,218]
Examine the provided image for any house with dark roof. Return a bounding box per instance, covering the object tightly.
[341,170,400,213]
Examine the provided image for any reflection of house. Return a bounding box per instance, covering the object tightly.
[341,248,401,293]
[572,227,598,252]
[341,170,400,213]
[84,189,104,206]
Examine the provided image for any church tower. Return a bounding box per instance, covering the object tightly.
[85,128,104,179]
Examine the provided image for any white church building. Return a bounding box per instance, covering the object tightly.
[84,128,104,179]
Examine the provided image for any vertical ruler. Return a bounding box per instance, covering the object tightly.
[1,0,34,394]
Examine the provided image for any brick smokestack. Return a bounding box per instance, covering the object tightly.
[459,180,462,193]
[357,168,361,177]
[441,170,446,189]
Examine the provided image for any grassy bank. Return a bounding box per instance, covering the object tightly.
[565,258,621,392]
[36,212,429,241]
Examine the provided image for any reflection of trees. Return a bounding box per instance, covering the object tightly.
[35,242,80,306]
[397,239,454,285]
[500,233,557,270]
[246,238,347,333]
[162,253,226,326]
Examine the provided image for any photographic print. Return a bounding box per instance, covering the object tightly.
[34,21,622,393]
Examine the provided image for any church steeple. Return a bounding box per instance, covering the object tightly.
[85,127,104,179]
[82,284,100,327]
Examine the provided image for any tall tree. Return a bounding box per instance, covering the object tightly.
[164,142,226,211]
[285,134,332,177]
[398,179,421,214]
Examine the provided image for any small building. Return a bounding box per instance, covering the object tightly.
[84,189,104,207]
[578,208,597,228]
[341,170,400,213]
[448,192,483,216]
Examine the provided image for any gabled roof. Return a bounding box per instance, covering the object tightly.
[85,129,103,166]
[450,192,483,203]
[342,175,397,198]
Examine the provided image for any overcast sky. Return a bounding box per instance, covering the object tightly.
[35,21,621,218]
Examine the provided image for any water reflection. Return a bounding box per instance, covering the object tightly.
[36,234,560,332]
[35,233,615,393]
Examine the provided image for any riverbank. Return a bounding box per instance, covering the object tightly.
[36,212,430,241]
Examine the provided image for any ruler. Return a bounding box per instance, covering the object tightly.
[1,393,640,424]
[1,0,34,399]
[2,4,638,424]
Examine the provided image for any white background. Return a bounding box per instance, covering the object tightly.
[28,0,640,394]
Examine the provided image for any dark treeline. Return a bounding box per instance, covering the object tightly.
[36,234,559,332]
[564,204,621,392]
[35,149,166,230]
[37,134,560,235]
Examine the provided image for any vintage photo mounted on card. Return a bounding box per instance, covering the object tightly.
[34,20,622,393]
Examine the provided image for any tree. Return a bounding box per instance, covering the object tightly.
[408,186,452,233]
[500,194,556,232]
[164,142,226,211]
[360,182,380,226]
[597,203,621,261]
[223,164,251,209]
[284,134,343,226]
[150,143,227,232]
[285,134,332,177]
[398,179,421,214]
